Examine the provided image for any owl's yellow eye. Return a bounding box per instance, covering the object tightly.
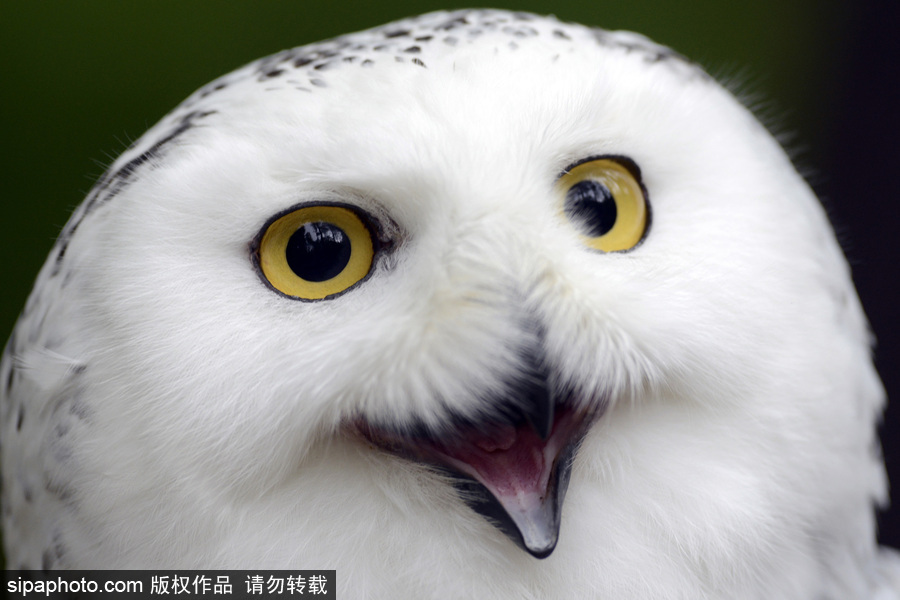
[558,158,649,252]
[258,204,375,300]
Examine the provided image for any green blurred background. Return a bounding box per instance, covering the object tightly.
[2,0,898,564]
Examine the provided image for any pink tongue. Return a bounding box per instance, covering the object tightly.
[425,418,574,557]
[358,406,585,556]
[355,403,586,556]
[439,423,553,500]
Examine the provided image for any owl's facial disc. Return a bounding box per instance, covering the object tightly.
[355,382,599,559]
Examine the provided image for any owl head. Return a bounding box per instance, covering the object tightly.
[2,9,887,597]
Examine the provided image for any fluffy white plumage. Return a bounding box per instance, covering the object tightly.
[2,9,898,598]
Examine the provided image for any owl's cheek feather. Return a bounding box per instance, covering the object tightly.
[353,402,597,559]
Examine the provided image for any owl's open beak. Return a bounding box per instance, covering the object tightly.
[355,385,595,558]
[420,405,587,557]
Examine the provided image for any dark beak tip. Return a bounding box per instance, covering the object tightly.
[526,544,557,559]
[456,440,578,560]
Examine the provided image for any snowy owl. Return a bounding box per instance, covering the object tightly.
[2,8,898,598]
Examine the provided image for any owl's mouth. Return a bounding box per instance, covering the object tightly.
[353,386,599,558]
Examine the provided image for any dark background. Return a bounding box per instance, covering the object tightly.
[2,0,898,559]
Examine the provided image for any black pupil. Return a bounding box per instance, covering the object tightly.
[285,222,352,282]
[563,180,617,237]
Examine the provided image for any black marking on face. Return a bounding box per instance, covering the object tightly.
[41,549,55,571]
[4,347,16,394]
[591,29,706,76]
[51,530,68,569]
[505,25,538,38]
[43,469,74,505]
[436,15,470,31]
[198,82,228,99]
